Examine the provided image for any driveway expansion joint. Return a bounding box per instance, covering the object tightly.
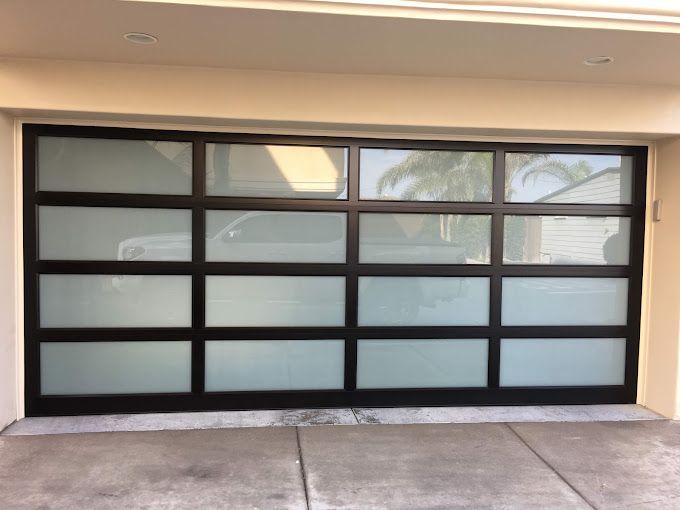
[295,426,311,510]
[506,423,598,510]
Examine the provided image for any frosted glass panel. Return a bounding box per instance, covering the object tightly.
[357,339,488,389]
[205,340,344,391]
[359,213,490,264]
[38,137,192,194]
[501,277,628,326]
[206,210,346,263]
[40,275,192,327]
[360,149,493,202]
[358,277,489,326]
[500,338,626,387]
[39,206,192,261]
[206,276,345,327]
[206,143,348,199]
[41,341,191,395]
[504,215,630,265]
[505,153,633,204]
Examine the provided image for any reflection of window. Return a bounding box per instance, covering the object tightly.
[232,214,344,244]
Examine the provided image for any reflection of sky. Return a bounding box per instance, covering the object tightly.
[360,149,426,199]
[359,149,623,202]
[509,154,622,202]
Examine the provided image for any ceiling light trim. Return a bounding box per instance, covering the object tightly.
[123,32,159,44]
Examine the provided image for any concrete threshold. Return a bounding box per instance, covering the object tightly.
[2,404,663,436]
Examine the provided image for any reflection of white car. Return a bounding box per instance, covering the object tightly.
[206,211,346,262]
[117,210,346,263]
[360,277,469,325]
[114,211,470,310]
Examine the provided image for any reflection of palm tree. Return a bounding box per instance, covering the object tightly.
[376,151,493,202]
[507,154,592,200]
[375,151,593,261]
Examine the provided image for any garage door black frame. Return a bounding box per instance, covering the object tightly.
[23,124,648,416]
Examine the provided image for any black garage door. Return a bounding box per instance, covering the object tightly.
[23,124,646,416]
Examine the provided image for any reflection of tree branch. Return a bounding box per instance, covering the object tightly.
[520,158,592,187]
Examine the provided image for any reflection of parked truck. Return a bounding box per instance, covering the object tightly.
[359,277,468,325]
[114,211,471,319]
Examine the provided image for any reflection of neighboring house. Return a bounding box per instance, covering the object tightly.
[541,166,628,204]
[523,168,629,264]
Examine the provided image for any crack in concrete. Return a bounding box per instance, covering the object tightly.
[350,408,360,424]
[506,423,599,510]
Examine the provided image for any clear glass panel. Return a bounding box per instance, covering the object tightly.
[359,213,490,264]
[38,137,192,194]
[360,148,493,202]
[205,276,345,327]
[39,206,192,261]
[206,143,348,199]
[501,277,628,326]
[206,210,346,263]
[358,277,489,326]
[205,340,344,391]
[500,338,626,387]
[356,339,488,389]
[503,215,631,265]
[505,153,633,204]
[40,341,191,395]
[39,275,192,327]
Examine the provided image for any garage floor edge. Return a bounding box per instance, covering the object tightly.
[1,404,663,436]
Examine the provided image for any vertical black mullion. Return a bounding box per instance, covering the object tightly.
[191,140,206,394]
[624,147,647,401]
[344,145,360,391]
[488,149,505,389]
[23,126,41,415]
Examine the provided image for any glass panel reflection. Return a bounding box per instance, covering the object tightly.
[503,215,631,265]
[38,137,192,194]
[41,341,192,395]
[205,340,344,391]
[206,143,348,199]
[505,153,633,204]
[205,276,345,327]
[39,275,192,328]
[500,338,626,387]
[357,339,488,389]
[359,213,490,264]
[358,277,489,326]
[39,206,192,261]
[501,277,628,326]
[360,149,493,202]
[206,210,346,263]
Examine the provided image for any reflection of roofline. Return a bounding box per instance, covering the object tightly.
[536,167,621,202]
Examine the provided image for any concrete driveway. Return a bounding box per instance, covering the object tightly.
[1,419,679,509]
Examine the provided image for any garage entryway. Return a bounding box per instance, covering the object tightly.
[23,124,647,415]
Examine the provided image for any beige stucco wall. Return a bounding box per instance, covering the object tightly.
[0,57,678,419]
[2,58,680,137]
[644,139,680,419]
[0,111,17,430]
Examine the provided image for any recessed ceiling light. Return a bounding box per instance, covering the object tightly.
[584,56,614,66]
[123,32,158,45]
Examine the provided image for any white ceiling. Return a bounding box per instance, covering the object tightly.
[3,0,680,86]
